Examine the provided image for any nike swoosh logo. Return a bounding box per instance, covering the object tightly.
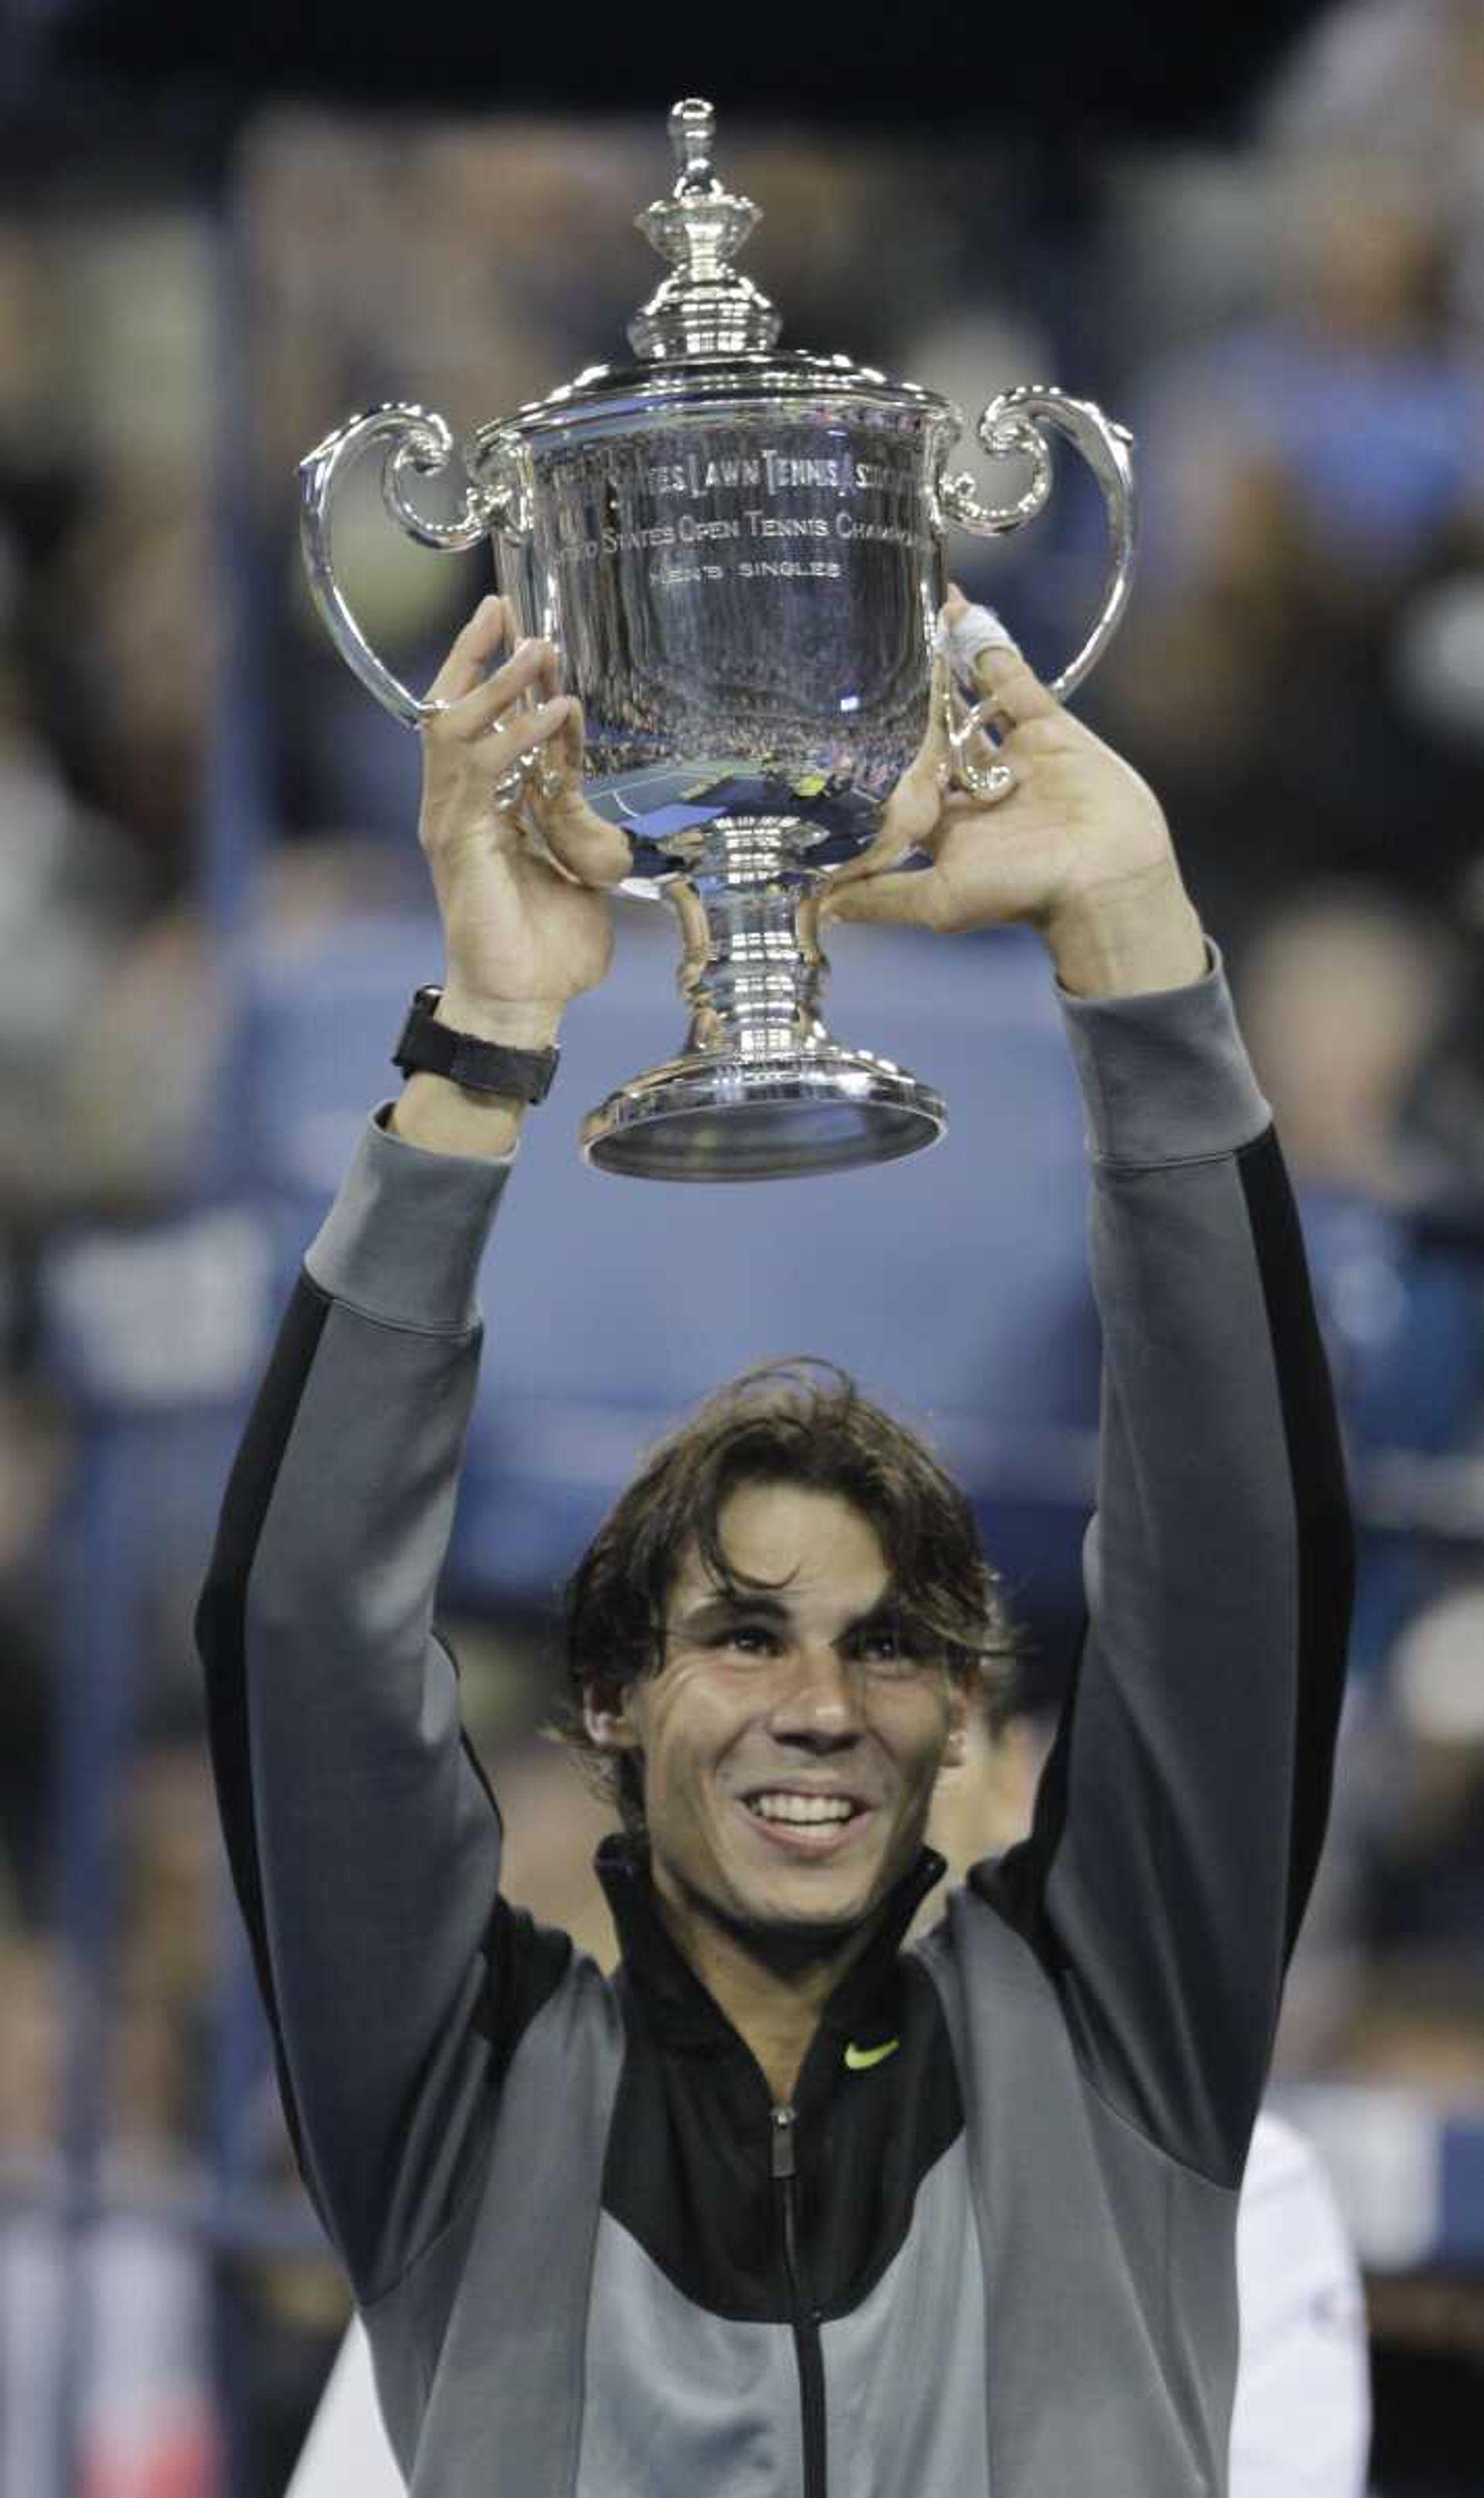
[844,2039,900,2071]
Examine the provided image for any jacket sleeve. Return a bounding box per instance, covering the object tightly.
[196,1113,569,2301]
[978,949,1353,2186]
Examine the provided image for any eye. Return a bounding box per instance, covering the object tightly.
[710,1620,781,1657]
[854,1627,912,1672]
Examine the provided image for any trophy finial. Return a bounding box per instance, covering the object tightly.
[669,98,717,193]
[628,97,782,360]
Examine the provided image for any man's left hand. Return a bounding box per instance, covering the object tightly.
[823,596,1207,999]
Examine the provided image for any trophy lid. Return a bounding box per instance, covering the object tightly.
[628,99,782,361]
[471,99,959,452]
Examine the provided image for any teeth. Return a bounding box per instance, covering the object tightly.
[748,1794,857,1826]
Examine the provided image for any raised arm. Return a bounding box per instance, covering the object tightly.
[831,598,1353,2185]
[196,602,628,2299]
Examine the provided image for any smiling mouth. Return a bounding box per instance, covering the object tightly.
[736,1792,874,1856]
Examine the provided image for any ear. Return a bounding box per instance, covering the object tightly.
[583,1682,645,1754]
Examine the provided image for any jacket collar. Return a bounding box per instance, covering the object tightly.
[594,1829,946,2053]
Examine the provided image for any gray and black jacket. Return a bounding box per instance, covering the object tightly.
[197,956,1353,2498]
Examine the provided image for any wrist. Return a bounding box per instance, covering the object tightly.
[1045,864,1207,1000]
[390,1075,526,1160]
[436,986,565,1051]
[389,986,562,1160]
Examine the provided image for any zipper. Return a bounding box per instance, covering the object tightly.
[771,2103,827,2498]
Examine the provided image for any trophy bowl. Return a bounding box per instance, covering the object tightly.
[301,98,1137,1181]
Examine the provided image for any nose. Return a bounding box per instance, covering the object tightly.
[765,1643,866,1751]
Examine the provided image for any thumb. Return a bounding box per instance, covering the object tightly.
[828,659,950,896]
[543,789,633,889]
[825,867,941,929]
[537,699,632,888]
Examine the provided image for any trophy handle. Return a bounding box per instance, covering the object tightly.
[299,404,503,730]
[940,384,1137,796]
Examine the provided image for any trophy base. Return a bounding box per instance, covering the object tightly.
[580,1046,946,1183]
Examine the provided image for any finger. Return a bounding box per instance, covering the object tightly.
[432,635,552,743]
[464,692,574,792]
[475,636,563,757]
[951,695,1002,780]
[828,660,951,893]
[824,867,943,929]
[965,639,1059,733]
[528,697,633,888]
[938,588,1059,731]
[938,588,1012,678]
[422,595,516,707]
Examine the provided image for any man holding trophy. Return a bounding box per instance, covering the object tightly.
[198,563,1352,2492]
[202,97,1351,2498]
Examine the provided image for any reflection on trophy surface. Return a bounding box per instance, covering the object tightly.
[301,97,1137,1180]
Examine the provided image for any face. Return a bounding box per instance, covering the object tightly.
[586,1481,968,1951]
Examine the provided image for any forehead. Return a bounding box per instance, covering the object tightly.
[666,1478,890,1613]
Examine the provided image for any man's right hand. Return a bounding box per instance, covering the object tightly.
[393,598,631,1157]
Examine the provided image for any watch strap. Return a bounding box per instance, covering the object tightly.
[393,987,560,1105]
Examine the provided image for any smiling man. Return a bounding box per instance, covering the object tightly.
[197,596,1353,2497]
[602,1481,960,1935]
[561,1368,1006,2111]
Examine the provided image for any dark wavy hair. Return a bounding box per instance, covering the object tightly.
[560,1358,1019,1835]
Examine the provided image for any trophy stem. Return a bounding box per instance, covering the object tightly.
[580,812,947,1182]
[669,815,832,1059]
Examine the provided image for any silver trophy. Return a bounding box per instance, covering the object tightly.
[301,98,1136,1181]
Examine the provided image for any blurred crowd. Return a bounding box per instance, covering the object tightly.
[4,3,1484,2490]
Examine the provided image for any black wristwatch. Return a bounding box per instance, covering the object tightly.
[392,986,560,1105]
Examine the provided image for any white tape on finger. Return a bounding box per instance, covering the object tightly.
[935,604,1021,687]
